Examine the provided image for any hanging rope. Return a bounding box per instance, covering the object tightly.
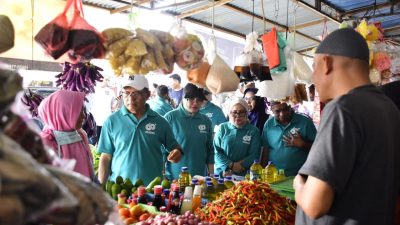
[31,0,35,69]
[274,0,279,24]
[212,0,215,35]
[293,2,298,49]
[251,0,255,32]
[260,0,266,32]
[285,0,289,39]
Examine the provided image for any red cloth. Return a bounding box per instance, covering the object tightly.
[261,28,280,69]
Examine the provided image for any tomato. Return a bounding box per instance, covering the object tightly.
[124,217,136,225]
[119,208,131,218]
[139,213,150,221]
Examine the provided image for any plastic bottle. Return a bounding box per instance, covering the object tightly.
[179,167,191,193]
[202,177,212,190]
[169,185,181,214]
[137,186,147,204]
[192,185,202,212]
[275,169,286,182]
[202,181,216,202]
[180,186,193,214]
[264,161,278,183]
[245,170,250,180]
[152,185,164,210]
[224,176,235,189]
[250,159,263,181]
[212,174,219,186]
[190,178,199,190]
[162,189,169,209]
[215,178,227,194]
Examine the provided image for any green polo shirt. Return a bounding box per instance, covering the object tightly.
[147,96,174,116]
[164,104,214,179]
[97,105,179,185]
[200,101,227,132]
[214,122,261,176]
[262,113,316,176]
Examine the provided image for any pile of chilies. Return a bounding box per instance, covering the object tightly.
[195,181,296,225]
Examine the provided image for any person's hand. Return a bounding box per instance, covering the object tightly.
[283,130,306,148]
[232,161,245,173]
[167,149,182,163]
[223,170,233,177]
[293,174,306,191]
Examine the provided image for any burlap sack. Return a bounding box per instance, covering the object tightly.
[186,61,210,87]
[205,55,239,94]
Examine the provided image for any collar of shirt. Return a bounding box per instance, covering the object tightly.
[178,103,201,118]
[227,121,251,130]
[272,112,300,128]
[120,104,157,121]
[156,96,169,103]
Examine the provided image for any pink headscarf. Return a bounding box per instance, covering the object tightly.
[38,90,94,179]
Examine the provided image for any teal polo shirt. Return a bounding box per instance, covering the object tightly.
[262,113,316,176]
[147,96,174,116]
[200,101,227,132]
[164,104,214,179]
[214,122,261,176]
[97,105,179,185]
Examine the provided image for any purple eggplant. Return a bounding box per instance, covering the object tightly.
[21,89,44,117]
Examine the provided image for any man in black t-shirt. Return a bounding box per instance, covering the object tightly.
[293,28,400,225]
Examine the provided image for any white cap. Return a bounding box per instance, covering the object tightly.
[184,186,193,199]
[121,75,149,91]
[193,185,202,196]
[229,97,249,112]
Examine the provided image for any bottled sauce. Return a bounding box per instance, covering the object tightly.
[180,186,193,214]
[202,181,216,202]
[162,189,169,209]
[152,185,164,210]
[117,193,126,205]
[137,186,147,204]
[202,177,212,190]
[224,176,235,189]
[169,185,181,214]
[250,159,263,181]
[192,185,202,212]
[215,178,227,194]
[245,170,250,180]
[264,161,278,183]
[275,169,286,182]
[131,193,138,205]
[212,174,219,186]
[190,178,199,190]
[179,167,191,193]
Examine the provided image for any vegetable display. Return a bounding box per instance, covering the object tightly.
[137,211,216,225]
[55,61,104,93]
[21,89,44,117]
[195,181,296,225]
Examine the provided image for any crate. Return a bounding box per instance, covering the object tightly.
[269,177,295,201]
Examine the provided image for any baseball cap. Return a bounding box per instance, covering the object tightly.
[315,28,369,63]
[183,83,206,100]
[121,75,149,91]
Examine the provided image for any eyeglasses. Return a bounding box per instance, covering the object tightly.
[244,96,256,101]
[230,110,247,117]
[185,97,204,103]
[272,106,291,114]
[121,91,142,98]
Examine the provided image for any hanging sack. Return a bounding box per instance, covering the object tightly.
[0,15,15,54]
[261,28,280,69]
[205,55,239,94]
[67,0,105,63]
[187,60,210,87]
[34,0,74,59]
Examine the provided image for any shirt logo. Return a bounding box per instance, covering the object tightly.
[289,127,300,135]
[145,123,156,134]
[198,124,208,133]
[206,112,213,118]
[243,135,251,144]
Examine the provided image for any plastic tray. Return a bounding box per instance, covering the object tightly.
[269,177,295,200]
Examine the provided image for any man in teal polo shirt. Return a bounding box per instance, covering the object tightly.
[148,85,174,116]
[97,75,182,186]
[261,101,316,176]
[164,83,214,179]
[200,89,227,133]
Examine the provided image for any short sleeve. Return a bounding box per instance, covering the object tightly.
[299,103,360,193]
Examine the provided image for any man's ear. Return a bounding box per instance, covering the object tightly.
[322,55,333,76]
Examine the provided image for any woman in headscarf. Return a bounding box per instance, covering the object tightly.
[38,90,94,180]
[214,98,261,177]
[243,88,269,133]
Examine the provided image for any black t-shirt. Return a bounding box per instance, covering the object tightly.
[296,85,400,225]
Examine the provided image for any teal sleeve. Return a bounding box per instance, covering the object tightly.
[161,118,179,152]
[213,126,231,171]
[241,129,262,169]
[206,118,214,164]
[97,119,115,155]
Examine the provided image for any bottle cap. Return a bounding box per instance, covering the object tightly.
[206,181,213,187]
[191,178,198,184]
[218,178,224,184]
[254,159,260,163]
[224,176,232,181]
[181,167,188,172]
[137,186,146,196]
[193,185,202,196]
[213,174,219,179]
[183,186,193,199]
[205,176,212,181]
[154,185,163,195]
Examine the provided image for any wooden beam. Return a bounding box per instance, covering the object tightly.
[292,0,341,24]
[183,17,246,39]
[343,1,400,16]
[290,19,325,30]
[176,0,234,19]
[110,0,151,14]
[223,3,320,43]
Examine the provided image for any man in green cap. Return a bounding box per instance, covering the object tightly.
[293,28,400,225]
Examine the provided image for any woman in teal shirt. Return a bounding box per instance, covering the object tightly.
[214,98,261,177]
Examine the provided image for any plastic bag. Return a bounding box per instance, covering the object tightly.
[206,55,239,93]
[187,60,210,87]
[292,50,312,84]
[261,28,279,69]
[67,0,105,63]
[34,0,73,59]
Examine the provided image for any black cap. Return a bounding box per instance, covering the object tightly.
[315,28,369,63]
[243,87,258,96]
[184,83,206,100]
[169,74,181,83]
